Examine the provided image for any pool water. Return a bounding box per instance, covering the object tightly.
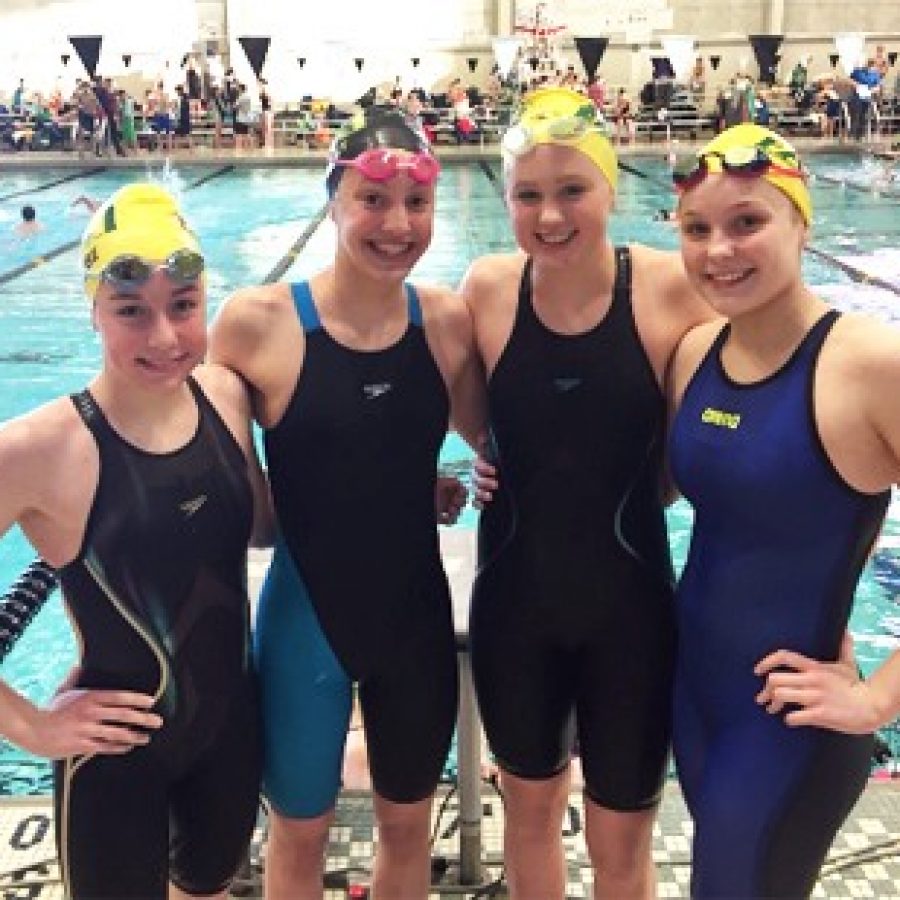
[0,155,898,793]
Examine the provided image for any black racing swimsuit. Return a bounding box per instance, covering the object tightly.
[471,247,676,810]
[54,377,261,900]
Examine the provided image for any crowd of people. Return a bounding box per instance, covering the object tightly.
[1,65,276,155]
[1,81,900,900]
[3,44,899,157]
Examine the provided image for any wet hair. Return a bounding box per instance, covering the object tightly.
[325,110,431,199]
[21,205,36,222]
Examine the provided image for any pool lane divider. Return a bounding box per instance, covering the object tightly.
[0,561,58,662]
[618,160,672,191]
[619,161,900,299]
[479,159,502,193]
[0,164,237,287]
[0,238,80,287]
[0,167,107,204]
[811,172,900,201]
[804,246,900,296]
[185,164,235,190]
[262,203,329,284]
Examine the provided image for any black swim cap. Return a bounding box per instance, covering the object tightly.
[325,110,431,198]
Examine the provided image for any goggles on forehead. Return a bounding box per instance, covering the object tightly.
[332,149,440,185]
[87,249,205,292]
[502,110,601,157]
[672,145,806,191]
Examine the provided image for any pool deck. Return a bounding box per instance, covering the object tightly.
[0,135,879,171]
[2,781,900,899]
[3,532,900,898]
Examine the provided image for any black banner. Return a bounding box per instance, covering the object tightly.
[238,36,271,79]
[68,35,102,78]
[574,37,609,81]
[749,34,783,85]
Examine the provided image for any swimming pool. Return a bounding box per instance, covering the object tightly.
[0,155,898,793]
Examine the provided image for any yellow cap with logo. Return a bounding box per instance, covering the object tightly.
[694,123,812,226]
[503,86,618,191]
[82,183,200,300]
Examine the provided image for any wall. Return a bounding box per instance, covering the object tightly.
[1,0,898,103]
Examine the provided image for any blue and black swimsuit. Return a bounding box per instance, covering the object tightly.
[256,281,458,817]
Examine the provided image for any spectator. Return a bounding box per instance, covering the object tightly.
[117,90,137,151]
[259,78,274,149]
[789,59,808,104]
[12,78,24,112]
[185,58,202,101]
[485,64,502,101]
[586,75,606,113]
[174,85,192,144]
[448,77,466,108]
[403,90,424,131]
[145,83,173,153]
[612,87,634,143]
[93,76,125,157]
[690,57,706,98]
[819,78,843,139]
[389,76,403,104]
[233,83,253,150]
[209,85,230,149]
[849,58,882,140]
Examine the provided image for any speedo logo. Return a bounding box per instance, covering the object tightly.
[363,382,393,400]
[701,407,741,430]
[553,377,582,393]
[179,495,208,517]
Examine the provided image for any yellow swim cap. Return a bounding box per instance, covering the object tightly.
[503,86,618,191]
[82,183,201,300]
[690,123,812,226]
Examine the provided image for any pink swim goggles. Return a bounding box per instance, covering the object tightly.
[332,149,440,185]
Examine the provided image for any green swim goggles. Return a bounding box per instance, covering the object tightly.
[502,103,602,157]
[89,249,205,292]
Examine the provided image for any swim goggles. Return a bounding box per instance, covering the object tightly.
[501,105,600,157]
[672,145,806,191]
[89,249,205,292]
[332,149,441,185]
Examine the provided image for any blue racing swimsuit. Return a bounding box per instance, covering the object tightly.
[670,311,889,898]
[256,282,458,817]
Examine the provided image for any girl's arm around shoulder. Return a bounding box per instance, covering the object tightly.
[416,282,488,451]
[818,314,900,493]
[193,362,275,548]
[458,252,524,378]
[207,283,297,392]
[630,243,716,331]
[845,317,900,480]
[457,252,523,321]
[629,244,719,388]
